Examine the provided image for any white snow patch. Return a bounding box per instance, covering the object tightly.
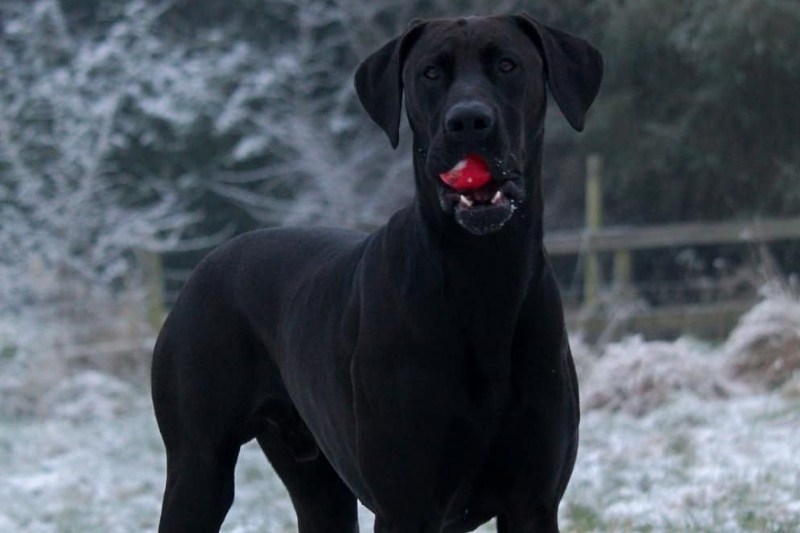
[232,135,270,162]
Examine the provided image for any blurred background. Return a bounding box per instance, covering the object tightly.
[1,1,799,531]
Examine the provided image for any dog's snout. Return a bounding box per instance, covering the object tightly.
[444,101,496,141]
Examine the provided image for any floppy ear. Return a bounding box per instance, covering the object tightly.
[513,13,603,131]
[354,22,426,148]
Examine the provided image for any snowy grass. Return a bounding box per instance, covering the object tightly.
[1,290,799,532]
[1,387,797,532]
[565,395,800,532]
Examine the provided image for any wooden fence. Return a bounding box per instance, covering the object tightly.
[149,153,800,340]
[544,154,800,340]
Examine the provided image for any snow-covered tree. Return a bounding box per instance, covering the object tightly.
[0,0,257,306]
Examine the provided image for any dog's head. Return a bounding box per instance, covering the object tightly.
[355,14,602,236]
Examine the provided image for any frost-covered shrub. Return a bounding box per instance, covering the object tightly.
[724,288,800,393]
[581,336,730,416]
[578,288,800,415]
[0,0,281,307]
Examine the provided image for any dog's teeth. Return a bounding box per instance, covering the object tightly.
[449,160,467,173]
[459,195,473,207]
[491,190,504,204]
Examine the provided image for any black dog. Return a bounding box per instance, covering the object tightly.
[152,13,602,533]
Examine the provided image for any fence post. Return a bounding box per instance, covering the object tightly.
[584,154,603,306]
[613,248,632,295]
[138,250,166,329]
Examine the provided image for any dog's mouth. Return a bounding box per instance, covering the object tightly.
[435,154,524,235]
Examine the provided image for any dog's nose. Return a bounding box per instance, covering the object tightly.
[444,101,496,141]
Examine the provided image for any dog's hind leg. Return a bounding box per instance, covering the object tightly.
[157,442,241,532]
[256,426,359,533]
[154,355,246,533]
[152,309,257,532]
[154,357,243,532]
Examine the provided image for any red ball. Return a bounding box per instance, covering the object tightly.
[439,154,491,191]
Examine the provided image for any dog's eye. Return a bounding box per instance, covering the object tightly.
[422,66,442,80]
[498,58,517,73]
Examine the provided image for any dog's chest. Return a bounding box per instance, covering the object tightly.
[354,278,525,416]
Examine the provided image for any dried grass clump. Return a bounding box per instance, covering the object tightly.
[0,288,154,418]
[581,336,730,417]
[724,291,800,393]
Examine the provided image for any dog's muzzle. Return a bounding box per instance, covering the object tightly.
[436,154,524,236]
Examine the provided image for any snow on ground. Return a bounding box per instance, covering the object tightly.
[1,291,799,532]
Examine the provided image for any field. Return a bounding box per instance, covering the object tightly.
[1,293,798,532]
